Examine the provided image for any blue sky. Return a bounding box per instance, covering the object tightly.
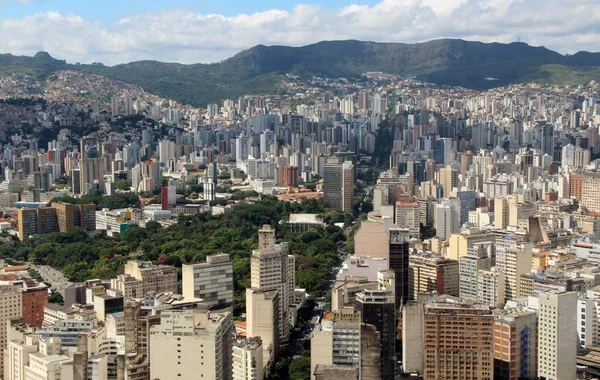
[0,0,597,65]
[1,0,379,23]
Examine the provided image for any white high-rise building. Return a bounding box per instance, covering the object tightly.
[577,295,597,349]
[182,253,233,307]
[250,225,295,342]
[537,291,577,380]
[158,139,176,164]
[495,238,532,300]
[232,338,264,380]
[435,199,460,240]
[150,308,233,380]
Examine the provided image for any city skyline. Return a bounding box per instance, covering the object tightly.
[0,0,598,65]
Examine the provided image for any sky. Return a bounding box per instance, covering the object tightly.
[0,0,598,66]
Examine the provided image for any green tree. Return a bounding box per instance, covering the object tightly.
[115,179,132,191]
[289,357,311,380]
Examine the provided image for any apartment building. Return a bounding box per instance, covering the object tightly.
[150,308,233,380]
[124,260,178,296]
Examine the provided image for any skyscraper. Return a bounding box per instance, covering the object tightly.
[355,290,396,379]
[537,291,577,380]
[389,228,410,307]
[250,225,295,342]
[323,158,354,212]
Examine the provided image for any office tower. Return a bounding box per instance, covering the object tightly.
[395,198,420,238]
[493,308,537,380]
[246,288,279,355]
[459,243,493,299]
[495,238,532,300]
[250,226,295,342]
[355,290,395,379]
[53,202,96,232]
[539,124,554,157]
[124,261,178,296]
[537,291,577,380]
[323,158,354,212]
[409,252,459,298]
[283,165,299,188]
[434,199,460,240]
[477,268,506,308]
[182,253,233,307]
[423,296,494,379]
[310,307,362,380]
[80,157,104,195]
[438,165,458,197]
[232,337,263,380]
[389,228,410,307]
[111,96,120,117]
[0,286,22,375]
[150,308,233,380]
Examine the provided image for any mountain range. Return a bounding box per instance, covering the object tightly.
[1,39,600,106]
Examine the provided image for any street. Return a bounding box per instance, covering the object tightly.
[31,264,72,296]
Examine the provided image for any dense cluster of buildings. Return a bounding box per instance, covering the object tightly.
[0,225,307,380]
[1,64,600,379]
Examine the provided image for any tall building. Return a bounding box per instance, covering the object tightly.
[124,261,178,296]
[79,157,104,195]
[477,268,506,308]
[495,238,532,300]
[111,96,120,118]
[389,228,410,307]
[493,308,538,380]
[358,90,368,111]
[310,307,362,380]
[182,253,234,307]
[537,291,577,380]
[459,243,493,299]
[435,198,460,240]
[232,337,264,380]
[20,282,48,327]
[246,288,279,358]
[0,285,23,376]
[150,308,233,380]
[423,296,494,379]
[409,252,459,298]
[323,158,354,212]
[395,199,420,238]
[355,290,395,379]
[283,165,299,188]
[581,172,600,212]
[438,165,458,197]
[250,225,295,342]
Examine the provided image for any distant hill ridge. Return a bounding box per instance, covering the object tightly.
[1,39,600,106]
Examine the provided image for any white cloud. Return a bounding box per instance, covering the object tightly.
[0,0,598,65]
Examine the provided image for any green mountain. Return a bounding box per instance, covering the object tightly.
[1,39,600,106]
